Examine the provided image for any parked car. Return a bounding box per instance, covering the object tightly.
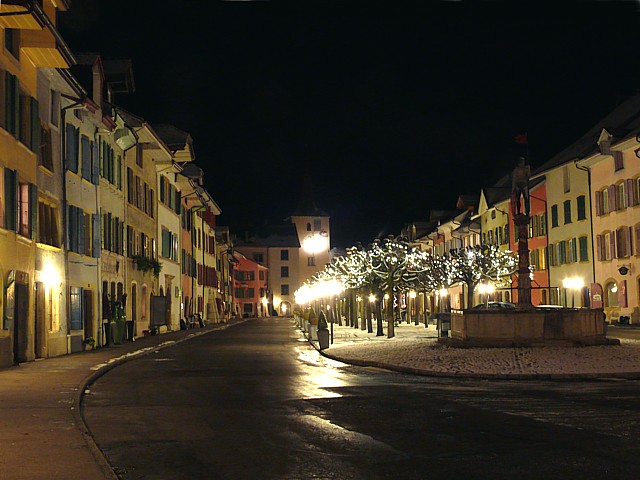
[472,301,516,309]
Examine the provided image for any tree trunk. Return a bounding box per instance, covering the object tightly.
[375,300,384,336]
[467,282,476,310]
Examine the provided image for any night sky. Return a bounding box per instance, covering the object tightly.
[58,1,640,248]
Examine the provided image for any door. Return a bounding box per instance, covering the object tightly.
[35,281,46,358]
[84,290,94,340]
[14,276,29,364]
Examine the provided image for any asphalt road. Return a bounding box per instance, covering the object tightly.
[84,317,640,480]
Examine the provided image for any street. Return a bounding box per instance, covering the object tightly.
[84,317,640,479]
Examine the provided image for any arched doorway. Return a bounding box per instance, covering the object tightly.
[605,281,619,307]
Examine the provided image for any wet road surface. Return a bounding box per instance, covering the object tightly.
[84,317,640,479]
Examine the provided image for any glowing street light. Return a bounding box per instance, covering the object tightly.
[562,277,584,308]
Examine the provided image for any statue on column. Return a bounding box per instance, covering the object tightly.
[511,157,531,217]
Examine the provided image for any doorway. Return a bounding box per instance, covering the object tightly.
[13,274,29,364]
[35,282,46,358]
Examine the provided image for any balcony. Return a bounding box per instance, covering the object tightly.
[1,1,75,68]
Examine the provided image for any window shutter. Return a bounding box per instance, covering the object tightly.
[65,124,78,172]
[78,208,85,255]
[620,280,628,308]
[610,231,616,259]
[626,226,632,258]
[159,176,165,203]
[596,235,602,261]
[635,225,640,256]
[30,98,39,152]
[81,135,91,181]
[595,190,602,216]
[91,141,100,184]
[92,213,101,258]
[608,185,617,211]
[4,168,17,232]
[29,183,37,240]
[6,73,19,136]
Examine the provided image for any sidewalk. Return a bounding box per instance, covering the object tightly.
[304,320,640,380]
[0,321,243,480]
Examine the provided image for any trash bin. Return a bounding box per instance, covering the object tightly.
[436,313,451,337]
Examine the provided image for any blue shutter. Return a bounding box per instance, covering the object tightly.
[30,98,40,152]
[92,213,101,258]
[78,209,85,256]
[29,183,37,240]
[65,124,78,172]
[81,135,91,181]
[91,141,100,184]
[4,169,16,231]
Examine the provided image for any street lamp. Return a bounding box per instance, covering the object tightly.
[562,277,584,308]
[477,282,496,309]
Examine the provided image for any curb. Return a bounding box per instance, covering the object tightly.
[299,326,640,382]
[73,320,247,479]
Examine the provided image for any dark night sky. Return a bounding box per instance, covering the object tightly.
[58,0,640,248]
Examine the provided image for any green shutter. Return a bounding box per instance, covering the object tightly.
[29,183,37,240]
[81,135,91,181]
[91,141,100,184]
[4,168,17,231]
[65,124,78,172]
[92,213,101,258]
[30,98,39,152]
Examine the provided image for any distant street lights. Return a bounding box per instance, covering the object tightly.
[477,282,496,308]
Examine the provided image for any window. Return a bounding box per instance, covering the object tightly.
[38,200,59,247]
[616,226,631,258]
[551,204,559,227]
[259,270,265,280]
[4,28,19,59]
[19,94,39,152]
[307,256,315,266]
[579,236,588,262]
[314,219,322,231]
[604,232,612,260]
[306,222,311,231]
[563,200,572,224]
[577,195,586,220]
[280,249,288,261]
[70,286,83,330]
[4,73,19,136]
[17,181,31,238]
[613,151,624,171]
[602,188,609,214]
[281,284,289,295]
[135,143,143,167]
[50,90,60,128]
[39,123,53,171]
[563,165,570,193]
[253,253,264,263]
[618,183,626,210]
[281,266,289,278]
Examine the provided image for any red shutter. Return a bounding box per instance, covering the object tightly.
[619,280,628,308]
[608,185,617,210]
[636,225,640,256]
[626,226,633,258]
[596,235,602,261]
[595,190,602,216]
[610,231,617,258]
[590,283,604,309]
[627,179,635,207]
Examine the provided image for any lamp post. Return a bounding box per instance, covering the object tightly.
[477,282,496,308]
[562,277,584,308]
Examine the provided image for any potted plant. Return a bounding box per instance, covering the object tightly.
[82,337,96,351]
[111,303,126,345]
[133,255,163,278]
[317,311,330,350]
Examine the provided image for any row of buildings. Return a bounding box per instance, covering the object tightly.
[402,93,640,324]
[0,1,334,367]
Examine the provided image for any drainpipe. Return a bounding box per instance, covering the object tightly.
[60,98,85,353]
[575,160,596,287]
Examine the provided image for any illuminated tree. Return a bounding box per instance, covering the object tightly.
[447,245,517,308]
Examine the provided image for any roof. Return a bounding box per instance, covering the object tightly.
[152,124,193,153]
[234,223,301,248]
[534,92,640,174]
[70,52,101,94]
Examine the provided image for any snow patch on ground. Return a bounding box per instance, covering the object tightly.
[320,323,640,376]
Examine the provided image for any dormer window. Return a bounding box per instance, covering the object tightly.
[613,151,624,171]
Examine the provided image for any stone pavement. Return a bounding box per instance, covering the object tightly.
[0,320,244,480]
